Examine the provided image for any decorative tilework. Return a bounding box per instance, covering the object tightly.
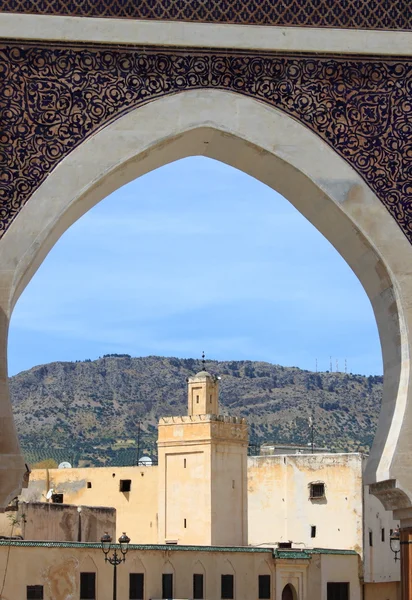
[1,43,411,242]
[1,0,411,30]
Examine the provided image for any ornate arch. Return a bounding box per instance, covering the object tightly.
[1,42,411,243]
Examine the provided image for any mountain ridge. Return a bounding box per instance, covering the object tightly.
[9,355,383,467]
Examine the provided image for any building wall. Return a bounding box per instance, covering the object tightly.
[364,581,401,600]
[248,453,364,553]
[21,466,158,543]
[363,482,400,583]
[0,503,115,542]
[0,542,360,600]
[320,554,362,600]
[158,415,248,546]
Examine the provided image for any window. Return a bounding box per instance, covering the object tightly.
[184,458,186,468]
[120,479,131,492]
[193,574,204,599]
[80,572,96,600]
[27,586,43,599]
[258,575,271,599]
[130,573,144,600]
[278,542,292,549]
[221,574,234,599]
[196,395,199,403]
[309,483,325,499]
[390,528,393,536]
[184,518,187,528]
[381,528,385,542]
[210,394,212,403]
[51,493,63,503]
[369,530,373,546]
[87,482,92,489]
[162,573,173,599]
[311,525,317,538]
[327,582,349,600]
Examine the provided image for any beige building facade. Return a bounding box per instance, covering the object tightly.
[248,453,400,599]
[0,540,361,600]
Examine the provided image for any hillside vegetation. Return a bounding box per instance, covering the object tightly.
[9,356,383,467]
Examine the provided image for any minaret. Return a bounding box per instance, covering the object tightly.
[187,353,219,416]
[157,355,248,546]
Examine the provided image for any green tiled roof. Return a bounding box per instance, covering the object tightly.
[0,540,272,553]
[0,541,358,559]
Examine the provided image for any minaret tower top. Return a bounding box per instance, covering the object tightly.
[187,353,219,416]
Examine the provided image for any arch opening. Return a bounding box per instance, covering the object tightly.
[1,90,412,509]
[282,583,297,600]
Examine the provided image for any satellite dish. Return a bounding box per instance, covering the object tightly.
[58,461,72,469]
[46,489,54,500]
[138,456,152,467]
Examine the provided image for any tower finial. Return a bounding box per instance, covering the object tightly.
[202,351,206,370]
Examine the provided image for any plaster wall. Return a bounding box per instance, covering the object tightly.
[158,416,247,546]
[0,502,115,542]
[20,466,158,543]
[0,542,361,600]
[364,581,401,600]
[363,485,400,583]
[248,454,364,553]
[320,553,362,600]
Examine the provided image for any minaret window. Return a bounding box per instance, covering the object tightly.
[196,395,199,403]
[210,395,212,403]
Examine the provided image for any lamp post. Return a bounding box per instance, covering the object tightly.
[101,531,131,600]
[390,527,401,562]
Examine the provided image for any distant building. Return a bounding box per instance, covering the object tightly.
[8,367,400,600]
[259,442,330,455]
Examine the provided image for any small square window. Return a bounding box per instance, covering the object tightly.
[310,483,325,499]
[120,479,131,492]
[327,582,349,600]
[27,586,44,599]
[51,493,63,504]
[87,482,92,489]
[311,525,317,538]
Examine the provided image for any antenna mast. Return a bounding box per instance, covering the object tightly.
[136,421,141,466]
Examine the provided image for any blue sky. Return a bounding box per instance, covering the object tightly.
[8,157,382,376]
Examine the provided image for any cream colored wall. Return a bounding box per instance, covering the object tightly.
[0,543,275,600]
[363,484,400,583]
[211,442,248,546]
[0,542,361,600]
[364,581,401,600]
[21,466,158,543]
[320,554,362,600]
[157,416,248,546]
[248,454,364,553]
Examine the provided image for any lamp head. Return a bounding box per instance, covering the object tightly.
[101,532,112,555]
[118,532,131,555]
[390,527,401,559]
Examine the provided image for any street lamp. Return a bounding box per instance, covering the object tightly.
[101,531,131,600]
[390,527,401,562]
